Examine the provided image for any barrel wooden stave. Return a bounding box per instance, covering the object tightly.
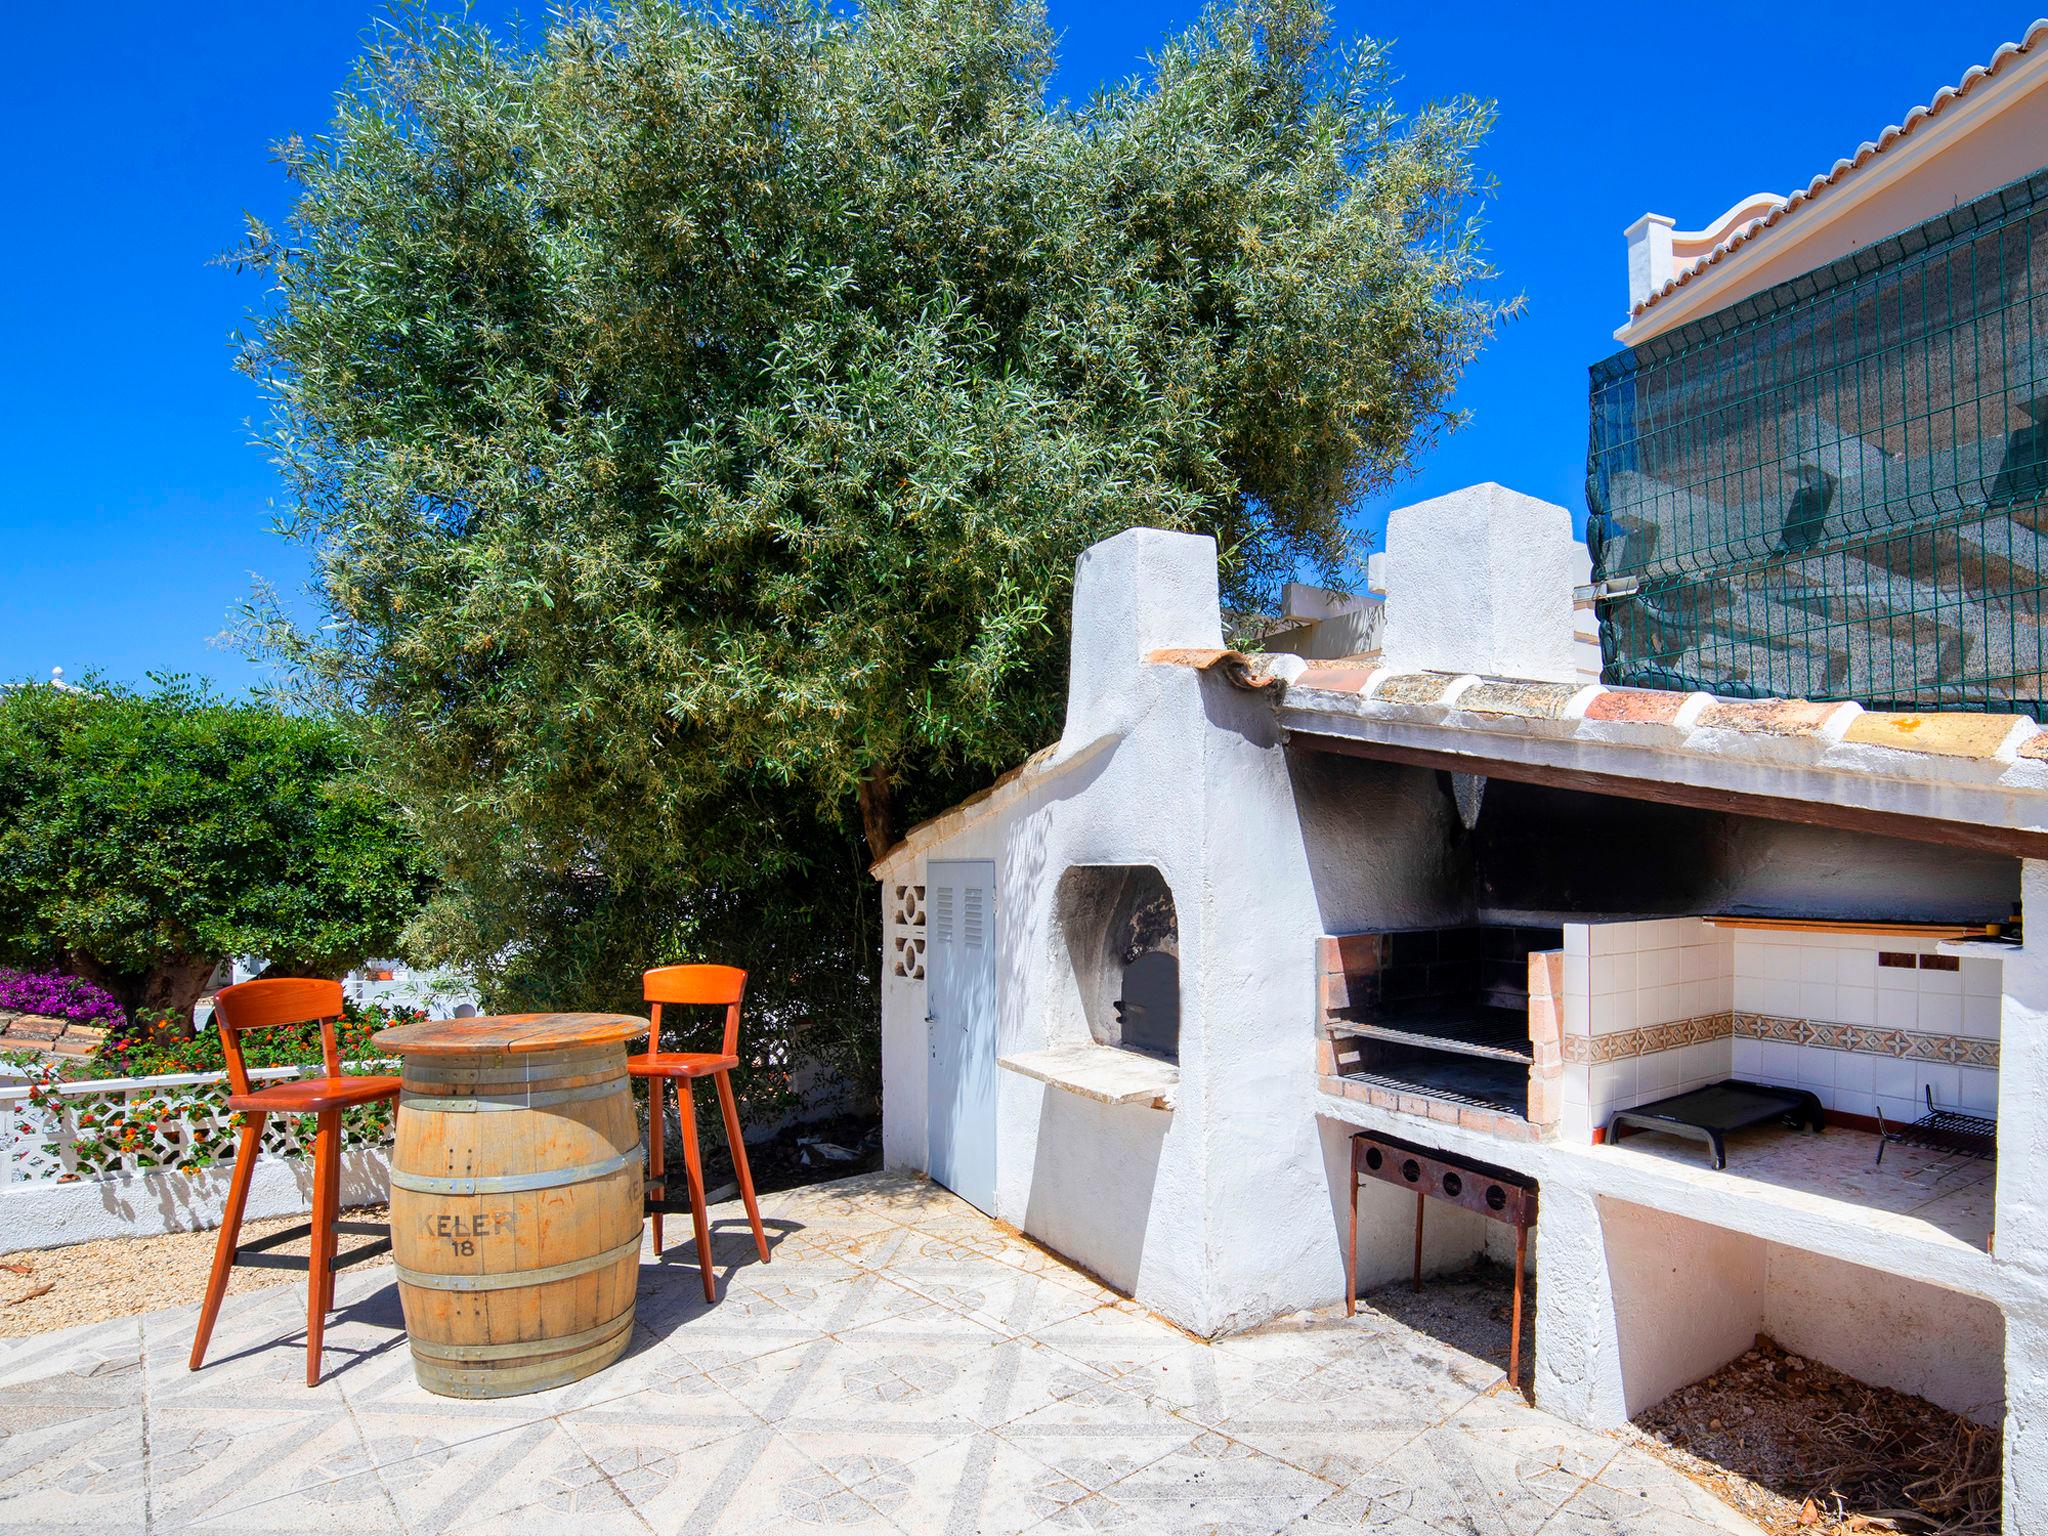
[391,1043,643,1398]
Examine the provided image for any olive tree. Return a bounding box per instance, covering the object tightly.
[239,0,1501,1094]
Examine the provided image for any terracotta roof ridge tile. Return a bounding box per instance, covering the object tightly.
[1287,667,2046,772]
[1143,647,1293,690]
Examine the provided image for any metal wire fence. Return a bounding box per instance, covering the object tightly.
[1587,167,2048,715]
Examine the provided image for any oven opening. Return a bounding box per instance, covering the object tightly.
[1056,864,1180,1064]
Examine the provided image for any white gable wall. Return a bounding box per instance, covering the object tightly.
[877,520,1506,1333]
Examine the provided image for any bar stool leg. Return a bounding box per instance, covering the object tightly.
[320,1113,343,1314]
[190,1112,267,1371]
[676,1080,715,1303]
[648,1079,668,1257]
[714,1071,769,1263]
[306,1109,339,1387]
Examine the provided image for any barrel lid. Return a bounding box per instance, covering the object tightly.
[372,1012,649,1054]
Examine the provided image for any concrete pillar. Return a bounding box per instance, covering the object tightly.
[1623,213,1677,314]
[1997,859,2048,1528]
[1536,1187,1775,1429]
[2008,1304,2048,1534]
[1059,528,1224,752]
[1533,1186,1631,1426]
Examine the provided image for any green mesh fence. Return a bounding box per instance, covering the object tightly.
[1586,166,2048,717]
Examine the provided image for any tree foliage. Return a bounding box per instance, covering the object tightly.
[239,0,1500,1093]
[0,678,431,1020]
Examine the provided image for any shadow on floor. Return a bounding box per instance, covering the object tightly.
[1360,1256,1537,1395]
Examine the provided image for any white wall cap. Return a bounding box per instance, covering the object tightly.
[1625,214,1678,312]
[1060,527,1224,753]
[1377,483,1582,683]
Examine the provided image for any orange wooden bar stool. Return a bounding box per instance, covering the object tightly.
[628,964,770,1300]
[188,978,400,1385]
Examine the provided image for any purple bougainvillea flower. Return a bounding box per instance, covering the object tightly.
[0,969,124,1025]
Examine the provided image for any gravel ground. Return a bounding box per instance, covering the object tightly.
[0,1109,883,1344]
[0,1204,391,1339]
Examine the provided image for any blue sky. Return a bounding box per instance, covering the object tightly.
[0,1,2031,692]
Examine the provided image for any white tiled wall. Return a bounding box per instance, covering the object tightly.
[1560,920,2004,1143]
[1582,917,1732,1034]
[1729,930,2002,1126]
[1561,918,1734,1142]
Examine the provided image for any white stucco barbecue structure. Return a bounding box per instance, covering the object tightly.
[871,29,2048,1526]
[872,487,2048,1531]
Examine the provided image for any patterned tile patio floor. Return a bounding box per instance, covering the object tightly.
[0,1171,1761,1535]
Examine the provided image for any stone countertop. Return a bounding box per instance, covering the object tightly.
[1000,1042,1178,1110]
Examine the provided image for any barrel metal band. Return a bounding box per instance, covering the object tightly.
[402,1068,622,1098]
[388,1145,641,1197]
[399,1079,623,1114]
[410,1318,634,1394]
[403,1047,618,1085]
[406,1306,636,1362]
[393,1231,643,1292]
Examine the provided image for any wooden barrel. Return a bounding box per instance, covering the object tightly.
[386,1030,645,1398]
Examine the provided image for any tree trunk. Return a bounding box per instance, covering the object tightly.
[857,766,896,865]
[66,951,218,1025]
[141,957,224,1022]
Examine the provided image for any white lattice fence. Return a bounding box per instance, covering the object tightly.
[0,1064,398,1186]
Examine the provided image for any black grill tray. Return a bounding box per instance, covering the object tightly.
[1605,1079,1826,1170]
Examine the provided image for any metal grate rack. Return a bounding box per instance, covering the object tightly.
[1875,1085,1997,1165]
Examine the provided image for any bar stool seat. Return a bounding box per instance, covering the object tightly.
[629,964,770,1302]
[228,1074,402,1113]
[626,1051,738,1079]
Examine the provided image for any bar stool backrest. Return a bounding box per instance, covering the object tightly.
[212,978,346,1096]
[642,964,747,1057]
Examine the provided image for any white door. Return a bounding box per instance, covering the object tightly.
[927,860,997,1213]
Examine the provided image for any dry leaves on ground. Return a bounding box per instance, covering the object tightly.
[1634,1336,2001,1536]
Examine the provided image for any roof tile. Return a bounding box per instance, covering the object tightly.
[1369,671,1470,707]
[1695,698,1849,737]
[1293,665,1378,695]
[1582,687,1689,725]
[1842,712,2021,758]
[1455,679,1585,720]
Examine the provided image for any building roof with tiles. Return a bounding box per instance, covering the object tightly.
[873,644,2048,873]
[1263,653,2048,859]
[1620,18,2048,341]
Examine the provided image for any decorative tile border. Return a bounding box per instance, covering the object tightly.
[1734,1011,1999,1069]
[1560,1009,1999,1069]
[1563,1012,1732,1065]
